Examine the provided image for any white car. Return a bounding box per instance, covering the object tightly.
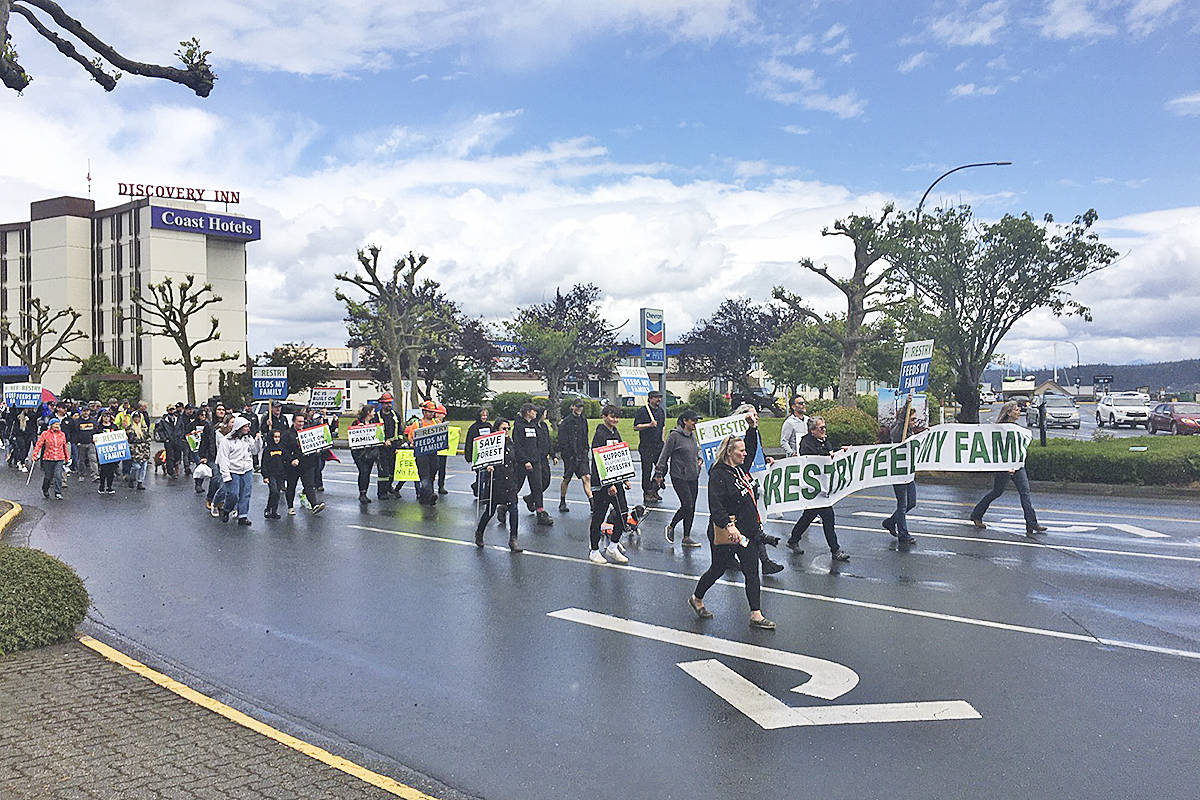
[1096,393,1151,428]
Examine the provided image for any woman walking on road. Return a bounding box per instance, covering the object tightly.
[350,405,380,504]
[688,435,775,629]
[653,408,703,548]
[970,401,1047,538]
[216,416,262,526]
[30,417,69,499]
[785,416,851,563]
[473,419,522,552]
[126,413,151,490]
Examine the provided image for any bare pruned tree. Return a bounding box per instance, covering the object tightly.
[132,275,238,404]
[0,297,87,381]
[2,0,215,95]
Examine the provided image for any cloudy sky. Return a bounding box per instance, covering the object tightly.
[2,0,1198,368]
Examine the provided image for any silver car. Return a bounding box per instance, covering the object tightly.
[1029,394,1080,429]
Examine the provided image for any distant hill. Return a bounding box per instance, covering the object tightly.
[983,359,1200,392]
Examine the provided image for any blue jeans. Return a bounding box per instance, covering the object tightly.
[129,459,147,485]
[972,468,1039,530]
[223,470,253,519]
[886,481,917,537]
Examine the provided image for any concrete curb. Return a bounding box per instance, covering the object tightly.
[0,499,22,541]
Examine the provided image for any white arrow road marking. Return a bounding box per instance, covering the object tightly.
[548,608,858,700]
[677,660,981,729]
[1106,523,1169,539]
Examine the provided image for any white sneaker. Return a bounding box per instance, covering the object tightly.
[18,463,27,473]
[588,549,607,565]
[604,542,629,564]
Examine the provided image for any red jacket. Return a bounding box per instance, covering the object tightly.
[32,428,69,462]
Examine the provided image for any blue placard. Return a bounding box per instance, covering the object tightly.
[413,426,449,456]
[252,367,288,400]
[150,206,261,241]
[898,358,930,394]
[699,440,767,474]
[95,434,131,465]
[620,374,655,396]
[3,382,42,408]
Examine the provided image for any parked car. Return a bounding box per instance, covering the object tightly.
[1096,393,1150,428]
[1147,402,1200,435]
[1028,394,1080,429]
[730,386,782,416]
[979,389,997,404]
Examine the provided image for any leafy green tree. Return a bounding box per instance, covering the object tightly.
[889,206,1119,422]
[754,320,840,398]
[437,361,490,408]
[679,298,793,388]
[60,353,139,403]
[1,1,214,95]
[0,297,86,382]
[337,247,460,408]
[131,274,239,405]
[255,342,333,396]
[506,285,621,424]
[773,204,908,407]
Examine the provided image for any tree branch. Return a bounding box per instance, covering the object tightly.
[10,3,116,89]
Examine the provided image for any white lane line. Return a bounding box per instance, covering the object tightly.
[677,660,980,729]
[547,608,858,700]
[853,510,1097,534]
[1108,523,1170,539]
[345,524,1200,662]
[855,494,1200,525]
[433,489,1197,564]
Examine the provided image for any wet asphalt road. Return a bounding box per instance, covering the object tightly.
[7,456,1200,800]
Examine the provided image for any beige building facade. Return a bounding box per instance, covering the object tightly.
[1,196,256,413]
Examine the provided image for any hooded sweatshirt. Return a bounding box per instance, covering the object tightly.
[216,416,261,481]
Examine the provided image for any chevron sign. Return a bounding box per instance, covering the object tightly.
[640,308,665,367]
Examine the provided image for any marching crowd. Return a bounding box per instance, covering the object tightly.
[5,389,1045,631]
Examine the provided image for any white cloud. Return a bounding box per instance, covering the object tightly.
[61,0,757,76]
[1036,0,1116,40]
[1165,92,1200,116]
[753,57,866,118]
[1126,0,1181,37]
[898,51,931,73]
[929,1,1008,46]
[949,82,1000,98]
[781,125,810,135]
[410,73,429,83]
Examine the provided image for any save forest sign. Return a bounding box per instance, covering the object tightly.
[758,424,1031,515]
[472,431,506,469]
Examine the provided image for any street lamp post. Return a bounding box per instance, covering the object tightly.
[916,161,1013,218]
[1063,340,1081,393]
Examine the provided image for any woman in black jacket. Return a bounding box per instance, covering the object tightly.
[688,434,775,629]
[349,405,381,503]
[474,419,522,552]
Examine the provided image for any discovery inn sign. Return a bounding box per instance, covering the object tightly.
[150,207,262,242]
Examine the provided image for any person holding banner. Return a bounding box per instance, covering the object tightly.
[882,402,918,546]
[95,411,121,494]
[688,435,775,629]
[653,409,703,548]
[556,399,592,511]
[216,415,262,525]
[785,417,851,562]
[473,419,523,552]
[588,405,632,564]
[970,402,1047,537]
[349,405,381,504]
[30,417,69,499]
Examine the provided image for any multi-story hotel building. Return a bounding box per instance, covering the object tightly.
[0,195,259,412]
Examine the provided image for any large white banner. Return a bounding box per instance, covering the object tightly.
[757,424,1032,515]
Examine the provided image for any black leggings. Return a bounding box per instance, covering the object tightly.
[694,538,761,612]
[476,498,518,540]
[589,488,628,550]
[436,454,448,489]
[286,466,317,508]
[669,479,699,538]
[352,451,376,493]
[98,462,117,491]
[265,476,283,515]
[789,506,840,552]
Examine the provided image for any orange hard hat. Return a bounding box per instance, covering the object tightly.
[420,400,437,412]
[380,392,394,402]
[435,403,446,414]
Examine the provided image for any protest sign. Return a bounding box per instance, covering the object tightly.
[437,425,460,457]
[186,430,201,452]
[94,430,130,464]
[617,366,654,397]
[412,423,449,456]
[308,386,343,410]
[695,412,768,473]
[757,423,1031,515]
[472,431,506,469]
[592,441,636,486]
[899,339,934,394]
[296,424,333,455]
[252,366,288,400]
[347,423,385,449]
[3,382,42,408]
[393,449,419,482]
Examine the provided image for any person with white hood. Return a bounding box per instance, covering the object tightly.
[216,415,262,526]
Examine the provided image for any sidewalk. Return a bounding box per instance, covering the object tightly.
[0,640,403,800]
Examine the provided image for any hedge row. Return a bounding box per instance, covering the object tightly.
[0,545,90,656]
[1025,437,1200,486]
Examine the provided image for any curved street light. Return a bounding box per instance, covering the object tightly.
[916,161,1013,218]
